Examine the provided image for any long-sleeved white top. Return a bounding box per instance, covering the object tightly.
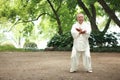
[71,22,91,51]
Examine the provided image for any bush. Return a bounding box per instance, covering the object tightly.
[47,32,73,50]
[89,32,118,48]
[47,32,119,52]
[0,44,16,51]
[23,42,38,49]
[91,46,120,52]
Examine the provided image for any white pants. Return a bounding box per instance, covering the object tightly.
[70,47,92,72]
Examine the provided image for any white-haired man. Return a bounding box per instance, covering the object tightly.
[70,13,92,73]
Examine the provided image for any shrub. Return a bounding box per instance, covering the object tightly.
[23,42,38,49]
[89,32,118,48]
[47,32,119,51]
[0,43,16,51]
[47,32,73,50]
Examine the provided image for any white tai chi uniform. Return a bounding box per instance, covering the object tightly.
[70,22,92,72]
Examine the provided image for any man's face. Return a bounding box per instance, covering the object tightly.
[77,14,84,24]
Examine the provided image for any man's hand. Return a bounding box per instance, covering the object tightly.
[80,30,86,34]
[76,28,86,34]
[76,28,82,32]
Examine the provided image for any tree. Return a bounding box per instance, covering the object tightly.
[46,0,77,35]
[47,0,63,35]
[77,0,111,36]
[76,0,120,49]
[97,0,120,27]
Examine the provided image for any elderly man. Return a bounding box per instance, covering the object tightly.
[70,13,92,73]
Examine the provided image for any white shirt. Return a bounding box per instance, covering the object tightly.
[71,22,91,51]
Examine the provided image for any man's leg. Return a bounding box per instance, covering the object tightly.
[70,47,80,72]
[82,49,92,72]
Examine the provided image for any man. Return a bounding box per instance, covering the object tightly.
[70,13,92,73]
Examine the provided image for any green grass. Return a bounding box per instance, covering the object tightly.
[0,45,43,52]
[90,46,120,52]
[0,46,25,52]
[0,45,120,52]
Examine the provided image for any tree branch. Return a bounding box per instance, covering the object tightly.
[8,18,21,32]
[90,4,96,22]
[102,17,111,35]
[47,0,63,35]
[77,0,92,20]
[7,13,47,32]
[21,13,48,23]
[47,0,58,20]
[56,0,63,13]
[77,0,99,32]
[98,0,120,27]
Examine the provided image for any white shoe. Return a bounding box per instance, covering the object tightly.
[87,70,93,73]
[70,70,77,73]
[70,69,77,73]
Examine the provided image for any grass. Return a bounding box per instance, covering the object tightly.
[0,45,120,52]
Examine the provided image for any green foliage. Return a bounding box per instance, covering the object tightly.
[91,46,120,52]
[0,45,38,52]
[22,22,34,37]
[59,5,76,33]
[66,0,77,12]
[47,32,73,50]
[23,42,38,49]
[59,0,77,33]
[0,0,120,52]
[0,44,16,51]
[89,32,118,48]
[83,0,97,4]
[47,32,119,51]
[0,33,6,44]
[105,0,120,11]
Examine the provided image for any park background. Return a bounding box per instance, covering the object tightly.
[0,1,120,80]
[0,0,120,52]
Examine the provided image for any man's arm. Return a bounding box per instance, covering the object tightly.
[76,28,86,34]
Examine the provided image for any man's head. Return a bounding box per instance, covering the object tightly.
[76,13,84,24]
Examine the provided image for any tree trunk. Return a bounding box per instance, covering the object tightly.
[47,0,63,35]
[98,0,120,27]
[77,0,100,34]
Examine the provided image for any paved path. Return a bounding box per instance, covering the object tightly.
[0,51,120,80]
